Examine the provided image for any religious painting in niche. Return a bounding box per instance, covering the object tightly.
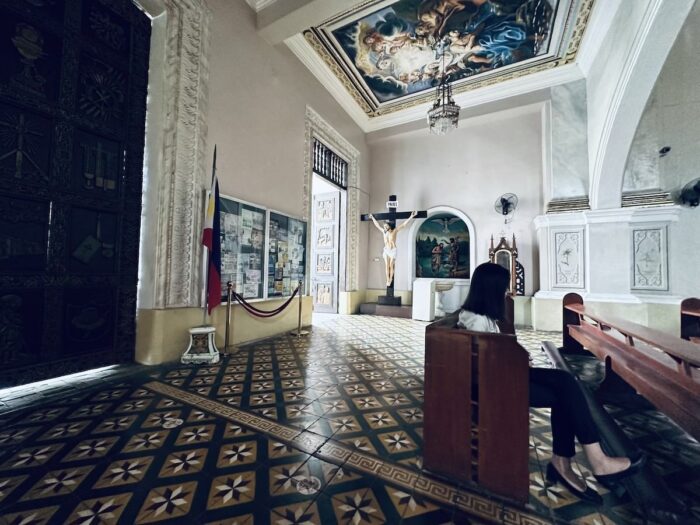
[63,287,115,354]
[73,130,121,196]
[69,208,118,273]
[0,104,52,184]
[219,197,266,300]
[0,13,62,101]
[268,212,307,297]
[0,195,48,273]
[415,213,469,278]
[332,0,556,104]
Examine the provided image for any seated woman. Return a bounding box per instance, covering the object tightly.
[458,262,644,503]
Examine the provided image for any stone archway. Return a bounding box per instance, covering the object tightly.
[406,205,477,290]
[589,0,694,209]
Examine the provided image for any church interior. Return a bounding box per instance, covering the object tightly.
[1,0,699,523]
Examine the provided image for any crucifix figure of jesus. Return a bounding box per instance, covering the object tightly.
[369,210,417,287]
[361,195,427,306]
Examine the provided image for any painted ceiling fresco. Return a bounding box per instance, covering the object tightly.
[304,0,592,117]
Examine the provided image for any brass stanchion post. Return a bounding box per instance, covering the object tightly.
[224,281,233,355]
[290,280,309,337]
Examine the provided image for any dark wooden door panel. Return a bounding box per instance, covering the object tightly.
[0,0,150,386]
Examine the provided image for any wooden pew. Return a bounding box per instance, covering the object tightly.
[562,294,700,441]
[423,309,530,503]
[681,297,700,344]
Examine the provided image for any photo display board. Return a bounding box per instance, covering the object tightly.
[268,212,307,297]
[219,197,266,299]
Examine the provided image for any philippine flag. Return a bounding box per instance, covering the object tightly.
[202,174,222,314]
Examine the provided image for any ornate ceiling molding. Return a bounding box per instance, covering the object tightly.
[288,0,595,131]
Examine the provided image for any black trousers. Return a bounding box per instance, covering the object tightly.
[529,368,600,457]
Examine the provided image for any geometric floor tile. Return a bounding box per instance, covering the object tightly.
[64,493,132,525]
[93,457,154,488]
[207,471,256,510]
[0,315,697,525]
[159,448,208,478]
[0,505,60,525]
[135,481,197,523]
[21,465,93,501]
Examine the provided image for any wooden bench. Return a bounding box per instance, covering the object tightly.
[562,293,700,441]
[681,297,700,344]
[423,304,530,503]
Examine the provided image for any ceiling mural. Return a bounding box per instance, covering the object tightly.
[304,0,593,117]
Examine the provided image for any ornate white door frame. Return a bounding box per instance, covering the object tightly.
[135,0,212,309]
[303,106,360,292]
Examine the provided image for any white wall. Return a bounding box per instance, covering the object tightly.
[367,104,544,295]
[205,0,371,290]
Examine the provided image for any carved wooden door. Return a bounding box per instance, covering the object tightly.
[0,0,150,386]
[312,192,340,313]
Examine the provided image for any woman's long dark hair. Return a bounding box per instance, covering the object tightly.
[461,262,510,321]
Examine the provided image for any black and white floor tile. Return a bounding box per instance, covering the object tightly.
[0,314,698,524]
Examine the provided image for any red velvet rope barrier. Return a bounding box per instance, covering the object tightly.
[232,286,300,318]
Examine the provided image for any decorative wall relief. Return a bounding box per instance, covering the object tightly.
[316,254,332,274]
[0,195,48,272]
[73,130,121,195]
[69,208,118,273]
[316,226,333,249]
[553,229,584,288]
[78,56,127,126]
[315,282,332,306]
[0,13,62,101]
[632,226,668,290]
[0,104,52,184]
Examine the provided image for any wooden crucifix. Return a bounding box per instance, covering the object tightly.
[361,195,428,306]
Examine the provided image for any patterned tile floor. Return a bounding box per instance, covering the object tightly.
[0,314,698,525]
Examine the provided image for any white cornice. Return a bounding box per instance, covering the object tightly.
[533,205,681,229]
[287,33,584,133]
[534,290,683,304]
[245,0,277,12]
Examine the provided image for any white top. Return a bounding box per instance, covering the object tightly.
[457,310,500,333]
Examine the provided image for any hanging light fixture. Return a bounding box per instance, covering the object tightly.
[427,39,460,135]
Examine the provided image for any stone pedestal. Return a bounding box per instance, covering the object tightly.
[181,326,220,365]
[377,285,401,306]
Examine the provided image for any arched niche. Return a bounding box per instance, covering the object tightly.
[406,206,476,291]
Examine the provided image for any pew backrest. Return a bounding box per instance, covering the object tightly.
[423,313,529,502]
[563,296,700,440]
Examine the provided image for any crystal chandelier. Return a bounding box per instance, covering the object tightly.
[427,78,460,135]
[427,39,460,135]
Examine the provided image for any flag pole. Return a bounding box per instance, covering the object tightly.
[203,145,217,326]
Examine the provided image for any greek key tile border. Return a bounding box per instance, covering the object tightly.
[144,381,551,525]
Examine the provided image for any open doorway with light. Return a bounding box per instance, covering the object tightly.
[310,139,347,314]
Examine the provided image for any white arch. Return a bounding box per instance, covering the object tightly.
[406,205,477,291]
[589,0,694,209]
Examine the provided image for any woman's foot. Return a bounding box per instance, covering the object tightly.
[546,460,602,504]
[589,455,630,477]
[550,456,586,492]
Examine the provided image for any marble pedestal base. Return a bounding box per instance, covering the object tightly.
[181,326,220,365]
